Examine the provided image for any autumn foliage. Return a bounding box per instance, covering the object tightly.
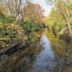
[23,2,44,24]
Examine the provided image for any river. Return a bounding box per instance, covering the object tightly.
[31,35,56,72]
[16,35,57,72]
[1,34,71,72]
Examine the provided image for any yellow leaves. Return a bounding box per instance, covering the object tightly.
[0,23,3,28]
[7,23,24,33]
[0,4,10,15]
[6,23,27,41]
[45,16,54,27]
[34,32,40,37]
[24,16,30,22]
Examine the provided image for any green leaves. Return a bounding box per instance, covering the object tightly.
[0,12,15,24]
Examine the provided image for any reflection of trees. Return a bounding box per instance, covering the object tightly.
[53,57,72,72]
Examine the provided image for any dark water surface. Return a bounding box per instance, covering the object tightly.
[16,35,56,72]
[31,35,56,72]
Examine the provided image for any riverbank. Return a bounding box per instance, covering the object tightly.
[0,41,42,72]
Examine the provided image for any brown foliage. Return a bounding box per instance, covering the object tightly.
[23,2,44,24]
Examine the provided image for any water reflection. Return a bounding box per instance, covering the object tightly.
[32,35,56,72]
[16,35,56,72]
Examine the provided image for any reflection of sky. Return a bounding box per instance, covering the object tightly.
[32,0,52,16]
[32,35,55,72]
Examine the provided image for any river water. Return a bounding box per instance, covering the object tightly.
[31,35,56,72]
[16,35,56,72]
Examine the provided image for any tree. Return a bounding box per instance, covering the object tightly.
[45,8,66,37]
[46,0,72,40]
[22,2,45,43]
[46,0,72,59]
[23,2,44,24]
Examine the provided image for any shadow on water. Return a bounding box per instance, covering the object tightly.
[31,35,56,72]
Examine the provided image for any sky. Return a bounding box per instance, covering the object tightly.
[1,0,52,16]
[32,0,52,16]
[23,0,52,16]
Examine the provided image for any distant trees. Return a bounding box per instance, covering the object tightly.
[0,0,26,44]
[23,2,44,24]
[46,0,72,43]
[0,0,45,46]
[23,2,45,43]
